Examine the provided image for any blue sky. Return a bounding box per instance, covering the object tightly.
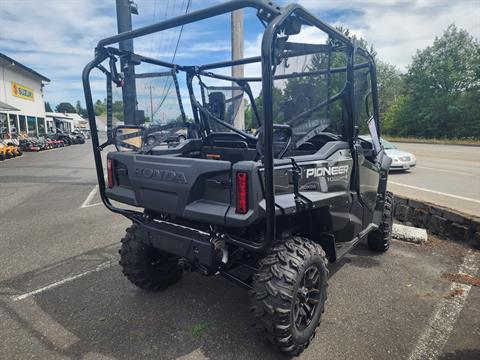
[0,0,478,113]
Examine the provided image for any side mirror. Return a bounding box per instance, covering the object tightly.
[114,125,145,152]
[367,117,381,155]
[283,16,302,35]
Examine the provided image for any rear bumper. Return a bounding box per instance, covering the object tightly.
[139,219,216,268]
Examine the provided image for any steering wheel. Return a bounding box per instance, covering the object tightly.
[255,124,292,159]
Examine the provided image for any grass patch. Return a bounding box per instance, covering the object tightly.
[383,136,480,146]
[189,322,208,337]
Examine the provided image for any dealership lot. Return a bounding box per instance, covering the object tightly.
[0,142,479,360]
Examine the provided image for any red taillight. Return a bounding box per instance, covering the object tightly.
[107,158,113,188]
[236,171,248,214]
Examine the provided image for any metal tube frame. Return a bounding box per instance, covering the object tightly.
[82,0,379,251]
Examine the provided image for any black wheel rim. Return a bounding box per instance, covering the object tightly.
[293,265,321,331]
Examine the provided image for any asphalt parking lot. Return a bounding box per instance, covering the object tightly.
[0,142,479,360]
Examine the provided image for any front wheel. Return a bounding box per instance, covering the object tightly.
[250,237,328,356]
[119,225,183,291]
[177,135,186,143]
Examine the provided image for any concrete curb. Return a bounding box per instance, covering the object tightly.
[392,223,428,244]
[393,194,480,248]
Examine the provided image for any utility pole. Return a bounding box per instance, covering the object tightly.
[231,10,244,130]
[148,85,154,122]
[116,0,138,125]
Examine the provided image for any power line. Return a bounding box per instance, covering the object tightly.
[152,0,192,120]
[157,0,188,94]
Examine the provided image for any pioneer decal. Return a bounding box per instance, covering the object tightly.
[133,167,187,184]
[305,165,349,179]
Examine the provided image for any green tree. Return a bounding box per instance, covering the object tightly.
[94,99,106,116]
[376,61,404,134]
[75,100,88,117]
[112,100,124,122]
[388,24,480,138]
[55,102,76,113]
[45,101,53,112]
[93,99,124,121]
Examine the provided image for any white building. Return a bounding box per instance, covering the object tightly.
[0,52,50,138]
[45,112,75,133]
[45,112,89,133]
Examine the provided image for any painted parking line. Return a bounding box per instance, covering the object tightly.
[81,174,108,209]
[389,181,480,204]
[408,249,479,360]
[12,261,114,302]
[80,185,99,208]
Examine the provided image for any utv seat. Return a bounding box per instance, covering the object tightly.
[201,132,257,163]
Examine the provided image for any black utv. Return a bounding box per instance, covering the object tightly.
[83,0,392,355]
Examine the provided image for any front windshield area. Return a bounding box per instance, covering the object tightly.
[271,32,347,145]
[268,13,376,150]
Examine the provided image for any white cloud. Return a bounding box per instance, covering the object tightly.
[1,0,477,108]
[0,0,211,106]
[0,0,117,105]
[297,0,480,70]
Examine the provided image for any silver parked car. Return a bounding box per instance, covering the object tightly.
[359,135,417,171]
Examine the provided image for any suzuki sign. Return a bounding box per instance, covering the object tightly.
[12,81,35,101]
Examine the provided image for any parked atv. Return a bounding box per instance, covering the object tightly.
[5,141,23,157]
[50,130,73,146]
[20,138,41,152]
[0,142,11,160]
[71,131,86,144]
[0,140,19,158]
[83,0,392,355]
[45,134,64,148]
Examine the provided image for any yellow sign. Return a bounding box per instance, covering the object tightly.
[12,82,34,101]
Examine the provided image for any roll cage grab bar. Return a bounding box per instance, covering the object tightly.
[82,0,379,249]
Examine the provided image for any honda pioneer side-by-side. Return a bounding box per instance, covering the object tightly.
[83,0,392,355]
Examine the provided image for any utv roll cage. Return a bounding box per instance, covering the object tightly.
[82,0,380,252]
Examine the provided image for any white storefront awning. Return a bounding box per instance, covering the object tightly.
[0,100,20,112]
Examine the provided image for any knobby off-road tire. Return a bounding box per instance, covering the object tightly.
[368,191,394,252]
[250,236,329,356]
[119,225,183,291]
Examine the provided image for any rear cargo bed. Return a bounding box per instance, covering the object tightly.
[107,152,233,224]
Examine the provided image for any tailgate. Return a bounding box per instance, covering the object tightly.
[106,152,232,225]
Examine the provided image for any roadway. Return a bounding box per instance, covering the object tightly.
[388,142,480,218]
[0,141,479,359]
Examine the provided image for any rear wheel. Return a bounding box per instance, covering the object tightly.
[250,236,328,356]
[119,224,183,291]
[368,191,394,252]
